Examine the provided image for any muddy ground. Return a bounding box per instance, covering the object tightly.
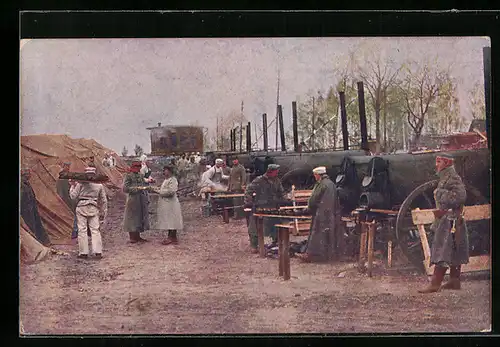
[19,192,490,334]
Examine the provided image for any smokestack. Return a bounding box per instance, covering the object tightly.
[158,122,161,127]
[483,46,491,143]
[262,113,268,151]
[339,91,349,150]
[278,105,286,151]
[239,125,243,153]
[246,122,251,152]
[357,81,369,152]
[230,128,234,151]
[292,101,299,152]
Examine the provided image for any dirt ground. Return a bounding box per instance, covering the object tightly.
[19,192,491,334]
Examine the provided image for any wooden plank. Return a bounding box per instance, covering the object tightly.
[367,223,375,277]
[417,223,432,275]
[252,213,312,219]
[283,229,291,280]
[210,193,245,198]
[411,204,490,225]
[387,240,393,268]
[369,208,399,216]
[426,255,490,275]
[278,228,284,277]
[358,229,367,271]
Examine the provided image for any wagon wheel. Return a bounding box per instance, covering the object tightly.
[281,168,316,191]
[395,180,488,273]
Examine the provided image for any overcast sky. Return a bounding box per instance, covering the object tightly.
[20,37,490,154]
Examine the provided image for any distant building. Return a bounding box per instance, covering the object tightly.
[146,122,204,156]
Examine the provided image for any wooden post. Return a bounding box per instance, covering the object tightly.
[278,227,284,277]
[257,217,265,257]
[246,121,252,152]
[387,240,393,268]
[291,185,299,235]
[278,105,286,151]
[367,220,375,277]
[283,228,291,280]
[223,208,229,223]
[358,225,367,271]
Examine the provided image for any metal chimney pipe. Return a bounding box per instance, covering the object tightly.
[483,46,491,144]
[262,113,269,151]
[292,101,299,152]
[357,81,369,152]
[339,91,349,150]
[278,105,286,151]
[158,122,161,127]
[246,121,252,152]
[230,128,234,151]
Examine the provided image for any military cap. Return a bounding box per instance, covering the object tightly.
[313,166,327,174]
[267,164,280,171]
[436,153,454,160]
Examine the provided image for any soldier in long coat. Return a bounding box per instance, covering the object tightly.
[297,166,342,263]
[228,157,247,219]
[123,161,150,243]
[419,153,469,293]
[56,162,79,239]
[20,168,51,246]
[244,164,286,253]
[149,165,184,245]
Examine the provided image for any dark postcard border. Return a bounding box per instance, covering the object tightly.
[12,9,499,345]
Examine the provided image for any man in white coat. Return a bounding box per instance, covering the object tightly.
[199,158,229,193]
[149,165,183,245]
[69,167,108,259]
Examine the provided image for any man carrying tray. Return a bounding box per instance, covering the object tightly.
[69,167,108,259]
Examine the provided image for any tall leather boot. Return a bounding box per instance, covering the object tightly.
[162,230,178,245]
[129,232,140,243]
[441,265,461,290]
[418,266,447,294]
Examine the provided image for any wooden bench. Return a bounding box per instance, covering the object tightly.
[411,204,490,276]
[207,192,245,223]
[275,221,311,280]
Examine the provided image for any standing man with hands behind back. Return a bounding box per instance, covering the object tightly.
[418,153,469,293]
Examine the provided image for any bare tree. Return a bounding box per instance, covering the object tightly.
[469,81,486,120]
[399,61,447,150]
[355,52,402,146]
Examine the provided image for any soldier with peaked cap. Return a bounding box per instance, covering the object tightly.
[20,168,51,246]
[123,161,150,243]
[297,166,343,263]
[69,167,108,259]
[244,164,286,253]
[228,157,247,219]
[419,153,469,293]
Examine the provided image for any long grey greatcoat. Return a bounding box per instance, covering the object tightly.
[430,165,469,266]
[305,174,342,261]
[151,177,184,231]
[123,172,150,233]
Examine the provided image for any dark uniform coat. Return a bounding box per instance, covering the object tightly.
[430,165,469,266]
[56,175,75,211]
[228,164,247,192]
[305,174,342,261]
[123,172,150,233]
[244,174,285,247]
[20,180,51,246]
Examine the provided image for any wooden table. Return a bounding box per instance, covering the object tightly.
[252,213,312,258]
[209,193,245,223]
[275,222,311,280]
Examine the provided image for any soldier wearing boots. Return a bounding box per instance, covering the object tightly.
[244,164,286,254]
[69,167,108,259]
[123,161,150,243]
[418,153,469,294]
